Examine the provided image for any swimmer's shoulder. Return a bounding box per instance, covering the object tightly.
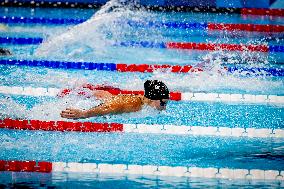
[115,94,144,105]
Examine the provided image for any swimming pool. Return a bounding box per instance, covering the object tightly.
[0,1,283,188]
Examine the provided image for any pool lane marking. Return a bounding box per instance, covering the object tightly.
[0,85,181,101]
[52,162,284,180]
[0,0,283,17]
[0,160,283,180]
[1,16,283,33]
[0,160,52,173]
[0,85,283,105]
[0,59,283,77]
[241,8,284,17]
[0,37,283,53]
[1,118,283,138]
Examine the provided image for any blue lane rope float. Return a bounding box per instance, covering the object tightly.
[269,45,284,53]
[126,20,208,30]
[0,37,43,44]
[0,59,283,77]
[0,16,85,25]
[0,37,284,53]
[118,41,167,48]
[0,16,208,28]
[0,59,116,71]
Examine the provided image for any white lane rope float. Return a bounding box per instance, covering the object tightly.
[0,160,283,181]
[0,85,283,105]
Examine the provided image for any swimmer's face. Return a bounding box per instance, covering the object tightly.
[149,99,168,110]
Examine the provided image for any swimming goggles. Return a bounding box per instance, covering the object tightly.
[160,100,167,107]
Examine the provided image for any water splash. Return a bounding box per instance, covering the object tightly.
[0,97,27,119]
[26,95,101,121]
[35,0,159,59]
[0,91,160,121]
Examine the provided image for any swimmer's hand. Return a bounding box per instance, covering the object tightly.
[60,108,87,119]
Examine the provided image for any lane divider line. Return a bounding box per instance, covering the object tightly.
[181,92,284,105]
[0,118,123,133]
[241,8,284,17]
[0,16,85,25]
[0,37,283,53]
[207,23,284,32]
[0,85,283,105]
[0,1,283,17]
[0,160,283,180]
[0,160,52,173]
[0,37,43,44]
[0,118,283,138]
[119,41,284,53]
[125,20,284,33]
[0,85,181,101]
[53,162,284,180]
[165,42,270,52]
[1,16,283,33]
[0,1,276,16]
[1,59,283,77]
[123,124,284,138]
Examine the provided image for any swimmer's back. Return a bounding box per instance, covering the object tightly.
[106,94,144,113]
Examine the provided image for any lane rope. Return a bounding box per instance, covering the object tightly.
[1,85,284,105]
[0,37,283,53]
[0,59,283,77]
[0,118,123,133]
[1,118,283,138]
[0,160,52,173]
[0,85,181,101]
[1,16,283,33]
[1,0,283,17]
[241,8,284,17]
[0,160,283,180]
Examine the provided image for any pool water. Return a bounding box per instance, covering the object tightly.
[0,1,283,188]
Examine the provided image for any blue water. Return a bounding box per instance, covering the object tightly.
[1,129,284,170]
[0,4,284,188]
[1,65,283,95]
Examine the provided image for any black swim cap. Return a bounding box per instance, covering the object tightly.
[0,48,12,56]
[144,80,169,100]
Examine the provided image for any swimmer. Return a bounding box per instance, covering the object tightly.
[0,48,12,56]
[60,80,169,119]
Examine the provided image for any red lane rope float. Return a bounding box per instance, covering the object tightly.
[208,23,284,32]
[0,160,52,173]
[116,64,203,73]
[0,118,123,133]
[241,8,284,17]
[58,83,182,101]
[166,42,269,52]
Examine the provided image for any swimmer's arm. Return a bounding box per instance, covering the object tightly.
[60,102,122,119]
[84,102,122,118]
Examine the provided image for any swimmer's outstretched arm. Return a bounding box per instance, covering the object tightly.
[60,102,122,119]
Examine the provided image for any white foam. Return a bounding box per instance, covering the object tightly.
[0,97,27,119]
[35,0,159,59]
[26,95,101,121]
